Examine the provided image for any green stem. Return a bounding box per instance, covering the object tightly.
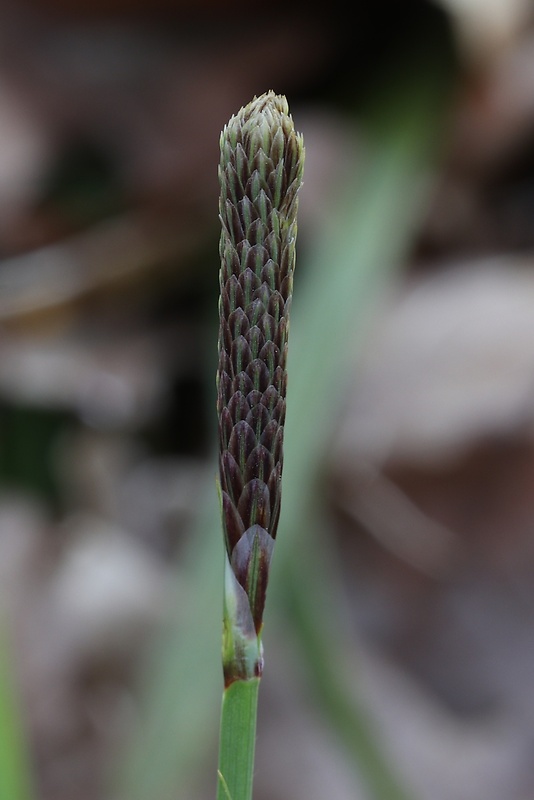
[216,678,260,800]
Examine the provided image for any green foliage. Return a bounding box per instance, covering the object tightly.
[0,623,33,800]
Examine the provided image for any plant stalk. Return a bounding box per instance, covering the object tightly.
[216,678,260,800]
[215,91,304,798]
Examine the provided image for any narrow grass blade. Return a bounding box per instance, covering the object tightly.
[269,66,455,800]
[0,622,33,800]
[112,492,223,800]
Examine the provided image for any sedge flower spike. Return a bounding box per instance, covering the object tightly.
[217,91,304,682]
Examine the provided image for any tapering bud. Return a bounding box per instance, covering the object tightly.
[217,91,304,679]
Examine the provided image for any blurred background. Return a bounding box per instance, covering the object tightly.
[2,1,534,799]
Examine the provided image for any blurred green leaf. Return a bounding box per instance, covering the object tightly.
[0,622,34,800]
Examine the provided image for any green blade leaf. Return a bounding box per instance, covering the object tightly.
[0,622,34,800]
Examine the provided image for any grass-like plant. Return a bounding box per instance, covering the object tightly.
[116,57,453,800]
[215,91,304,799]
